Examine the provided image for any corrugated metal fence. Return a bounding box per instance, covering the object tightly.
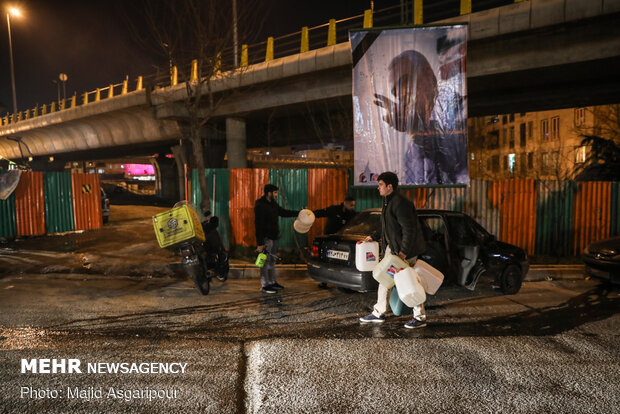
[191,169,618,257]
[0,170,102,238]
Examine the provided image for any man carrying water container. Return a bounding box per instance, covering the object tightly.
[255,184,300,294]
[359,172,428,328]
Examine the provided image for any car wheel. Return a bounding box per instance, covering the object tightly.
[500,264,522,295]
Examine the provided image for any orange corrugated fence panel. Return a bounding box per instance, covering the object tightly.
[307,169,348,245]
[15,171,45,236]
[495,179,536,256]
[72,173,102,231]
[573,181,611,255]
[229,169,269,247]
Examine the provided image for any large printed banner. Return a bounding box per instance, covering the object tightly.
[351,26,469,186]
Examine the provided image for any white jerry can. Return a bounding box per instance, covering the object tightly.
[298,209,315,226]
[372,253,409,289]
[394,267,426,307]
[413,260,444,295]
[355,241,380,271]
[293,219,312,234]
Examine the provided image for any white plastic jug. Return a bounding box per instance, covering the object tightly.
[394,267,426,307]
[414,260,444,295]
[372,253,409,289]
[293,219,312,234]
[355,241,379,271]
[298,209,315,226]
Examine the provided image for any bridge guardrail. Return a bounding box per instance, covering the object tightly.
[1,0,607,127]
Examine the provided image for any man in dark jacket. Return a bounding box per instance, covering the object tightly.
[359,172,428,328]
[254,184,299,293]
[314,196,357,234]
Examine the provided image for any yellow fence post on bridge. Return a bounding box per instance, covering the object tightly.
[215,52,222,74]
[71,95,76,108]
[136,76,143,91]
[24,109,30,120]
[171,66,178,86]
[122,79,128,95]
[327,19,336,46]
[83,92,89,105]
[108,84,114,99]
[191,59,198,81]
[266,37,274,61]
[95,88,100,102]
[363,9,373,28]
[60,99,66,111]
[33,106,38,117]
[51,101,56,112]
[41,104,47,115]
[460,0,472,15]
[414,0,423,24]
[241,44,248,67]
[301,27,309,53]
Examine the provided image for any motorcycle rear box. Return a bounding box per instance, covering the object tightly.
[153,205,206,248]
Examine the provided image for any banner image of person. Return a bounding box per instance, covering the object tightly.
[351,26,468,186]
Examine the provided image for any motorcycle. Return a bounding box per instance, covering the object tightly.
[180,213,229,295]
[154,201,229,295]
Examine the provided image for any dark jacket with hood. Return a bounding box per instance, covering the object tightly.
[254,196,299,244]
[373,190,426,259]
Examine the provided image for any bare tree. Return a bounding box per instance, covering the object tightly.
[573,104,620,181]
[129,0,264,212]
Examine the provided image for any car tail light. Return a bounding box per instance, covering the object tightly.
[311,245,319,258]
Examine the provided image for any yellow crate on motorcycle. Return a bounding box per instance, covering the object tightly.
[152,205,206,248]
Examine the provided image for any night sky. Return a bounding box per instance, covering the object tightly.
[0,0,402,115]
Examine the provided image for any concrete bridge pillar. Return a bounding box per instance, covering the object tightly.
[226,117,247,168]
[154,154,180,201]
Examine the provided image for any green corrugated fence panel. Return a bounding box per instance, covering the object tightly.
[0,192,17,239]
[192,169,231,249]
[535,180,574,256]
[269,169,308,248]
[44,172,75,234]
[611,182,620,237]
[349,187,382,211]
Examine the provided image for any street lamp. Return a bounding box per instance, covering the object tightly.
[6,7,21,114]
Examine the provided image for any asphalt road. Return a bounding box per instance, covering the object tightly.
[0,272,618,413]
[0,205,617,413]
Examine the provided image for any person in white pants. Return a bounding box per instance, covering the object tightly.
[359,172,428,329]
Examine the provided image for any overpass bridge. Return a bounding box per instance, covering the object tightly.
[0,0,618,196]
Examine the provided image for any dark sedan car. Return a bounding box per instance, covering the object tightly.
[308,209,529,294]
[583,236,620,284]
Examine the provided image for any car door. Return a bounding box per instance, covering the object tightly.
[444,214,481,288]
[418,214,458,284]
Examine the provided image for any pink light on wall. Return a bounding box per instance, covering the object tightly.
[125,164,155,176]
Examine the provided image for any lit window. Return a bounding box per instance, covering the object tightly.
[98,169,104,174]
[471,153,475,160]
[508,153,516,173]
[575,146,587,164]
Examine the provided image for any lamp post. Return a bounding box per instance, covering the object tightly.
[6,7,21,114]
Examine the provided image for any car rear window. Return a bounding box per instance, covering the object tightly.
[338,211,381,235]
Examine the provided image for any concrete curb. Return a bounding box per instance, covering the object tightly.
[226,264,587,281]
